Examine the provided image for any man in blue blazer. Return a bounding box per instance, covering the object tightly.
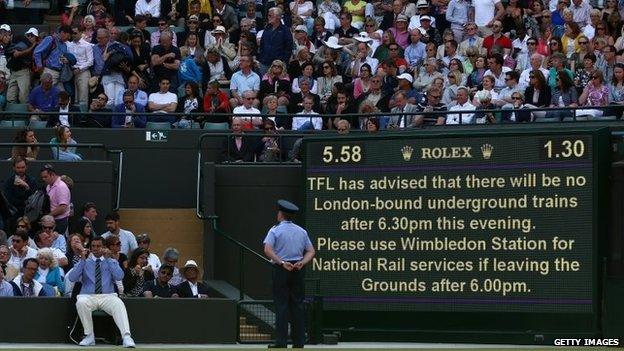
[112,90,147,128]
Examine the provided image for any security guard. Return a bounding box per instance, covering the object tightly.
[263,200,315,348]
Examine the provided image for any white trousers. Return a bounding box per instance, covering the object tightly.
[76,293,131,336]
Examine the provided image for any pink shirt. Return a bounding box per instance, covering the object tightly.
[47,177,71,220]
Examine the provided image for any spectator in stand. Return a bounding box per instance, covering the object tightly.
[6,27,38,104]
[3,157,36,223]
[40,164,71,235]
[27,73,60,119]
[66,233,87,272]
[136,233,161,271]
[67,26,94,105]
[116,75,148,109]
[11,128,39,161]
[33,25,72,88]
[11,258,48,297]
[175,81,203,128]
[220,117,256,162]
[524,69,552,118]
[0,244,19,282]
[112,90,147,128]
[473,0,504,37]
[259,7,294,75]
[51,126,82,161]
[202,47,232,88]
[229,55,260,109]
[102,212,138,256]
[203,80,231,124]
[105,234,129,275]
[147,77,178,125]
[79,202,98,236]
[388,91,419,128]
[83,93,112,128]
[39,215,68,256]
[482,21,511,57]
[47,91,81,127]
[34,248,64,295]
[176,260,210,298]
[143,264,178,298]
[150,31,181,92]
[135,0,161,26]
[578,69,610,117]
[212,0,239,39]
[8,230,37,272]
[162,247,183,285]
[293,94,322,130]
[547,72,579,119]
[0,261,14,296]
[439,86,475,125]
[123,247,154,297]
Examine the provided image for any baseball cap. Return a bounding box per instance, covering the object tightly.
[0,24,11,32]
[25,28,39,37]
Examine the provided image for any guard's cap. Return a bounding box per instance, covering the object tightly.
[278,199,299,213]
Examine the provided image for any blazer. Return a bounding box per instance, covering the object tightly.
[524,85,552,107]
[389,103,420,128]
[175,280,210,298]
[458,37,486,57]
[11,275,47,296]
[220,134,256,163]
[47,105,81,127]
[112,103,147,128]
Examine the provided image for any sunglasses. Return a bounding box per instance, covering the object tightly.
[111,242,121,246]
[17,224,27,228]
[389,48,399,51]
[323,65,331,68]
[527,42,537,45]
[43,226,54,230]
[160,271,173,276]
[337,128,347,131]
[549,42,558,45]
[366,24,375,27]
[429,95,441,99]
[245,97,254,100]
[158,23,167,26]
[579,41,588,44]
[529,75,535,78]
[188,20,198,24]
[97,96,107,100]
[512,96,522,100]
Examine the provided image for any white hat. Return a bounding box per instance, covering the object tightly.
[25,28,39,37]
[419,15,432,21]
[416,0,429,7]
[475,90,492,102]
[0,24,11,32]
[397,73,413,83]
[294,25,307,32]
[65,0,79,7]
[354,32,372,42]
[182,260,199,272]
[396,14,409,22]
[322,36,343,49]
[417,27,428,35]
[212,25,226,34]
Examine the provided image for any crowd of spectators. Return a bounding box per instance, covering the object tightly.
[0,159,204,298]
[0,0,623,131]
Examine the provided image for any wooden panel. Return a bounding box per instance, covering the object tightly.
[117,209,204,271]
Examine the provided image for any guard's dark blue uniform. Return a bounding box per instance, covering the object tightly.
[263,200,314,348]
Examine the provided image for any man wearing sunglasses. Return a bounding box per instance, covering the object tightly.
[143,264,178,298]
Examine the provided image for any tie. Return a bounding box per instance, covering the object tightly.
[22,283,33,297]
[469,37,475,46]
[95,259,103,294]
[1,263,6,275]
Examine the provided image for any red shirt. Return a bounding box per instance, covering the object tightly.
[483,34,512,56]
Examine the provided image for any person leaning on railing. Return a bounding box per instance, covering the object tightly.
[10,128,39,161]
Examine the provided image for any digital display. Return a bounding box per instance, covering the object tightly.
[304,131,600,313]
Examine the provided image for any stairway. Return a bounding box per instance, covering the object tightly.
[239,316,272,342]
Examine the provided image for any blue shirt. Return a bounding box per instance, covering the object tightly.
[446,0,469,26]
[92,43,107,76]
[28,85,60,112]
[0,280,13,296]
[230,70,261,94]
[67,255,124,294]
[263,221,313,261]
[404,42,426,68]
[115,89,148,108]
[258,24,294,66]
[33,35,68,70]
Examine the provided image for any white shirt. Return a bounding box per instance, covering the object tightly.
[9,246,37,270]
[135,0,161,18]
[189,281,199,296]
[58,105,70,126]
[148,91,178,113]
[233,105,262,125]
[101,229,138,256]
[484,66,511,92]
[446,101,476,124]
[148,253,161,271]
[67,38,94,71]
[349,56,379,76]
[408,15,437,31]
[473,0,500,26]
[293,110,322,130]
[582,24,595,40]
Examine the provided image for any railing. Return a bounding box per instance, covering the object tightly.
[1,105,623,129]
[0,142,124,210]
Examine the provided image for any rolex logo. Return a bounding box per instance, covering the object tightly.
[481,144,493,160]
[401,146,414,161]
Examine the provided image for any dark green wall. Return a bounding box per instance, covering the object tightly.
[0,297,237,343]
[0,160,114,233]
